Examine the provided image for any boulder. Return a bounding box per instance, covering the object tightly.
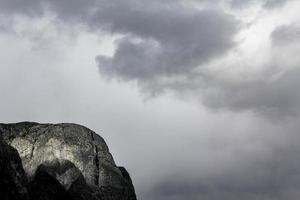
[0,122,137,200]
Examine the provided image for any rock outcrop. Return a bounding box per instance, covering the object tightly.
[0,122,137,200]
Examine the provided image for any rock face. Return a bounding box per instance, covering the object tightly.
[0,122,137,200]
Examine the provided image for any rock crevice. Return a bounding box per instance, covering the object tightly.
[91,132,100,186]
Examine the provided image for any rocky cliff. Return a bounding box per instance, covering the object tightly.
[0,122,137,200]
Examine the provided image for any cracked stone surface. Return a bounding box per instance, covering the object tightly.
[0,122,133,190]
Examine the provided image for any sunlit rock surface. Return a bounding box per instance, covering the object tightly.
[0,122,137,200]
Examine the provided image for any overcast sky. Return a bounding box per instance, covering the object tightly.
[1,0,300,199]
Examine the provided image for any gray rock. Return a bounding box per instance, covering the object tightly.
[0,122,136,200]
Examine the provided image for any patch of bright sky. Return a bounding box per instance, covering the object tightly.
[199,0,300,83]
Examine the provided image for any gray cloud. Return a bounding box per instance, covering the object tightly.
[0,0,95,20]
[0,0,43,16]
[0,0,240,82]
[271,23,300,46]
[95,3,239,81]
[230,0,290,9]
[0,25,6,32]
[200,68,300,119]
[144,118,300,200]
[263,0,289,8]
[90,0,300,120]
[196,24,300,119]
[100,14,300,120]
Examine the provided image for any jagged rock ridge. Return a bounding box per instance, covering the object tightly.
[0,122,137,200]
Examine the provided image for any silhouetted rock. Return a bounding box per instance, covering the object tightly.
[28,165,74,200]
[0,140,29,200]
[0,122,137,200]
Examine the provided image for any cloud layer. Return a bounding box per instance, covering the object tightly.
[2,0,299,118]
[96,2,239,81]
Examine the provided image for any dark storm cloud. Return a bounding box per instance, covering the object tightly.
[0,0,240,91]
[94,5,300,120]
[95,2,240,81]
[91,0,299,121]
[0,0,297,120]
[0,0,240,81]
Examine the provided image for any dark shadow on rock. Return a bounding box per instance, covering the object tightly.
[31,160,99,200]
[68,177,99,200]
[28,165,74,200]
[35,159,85,190]
[0,140,29,200]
